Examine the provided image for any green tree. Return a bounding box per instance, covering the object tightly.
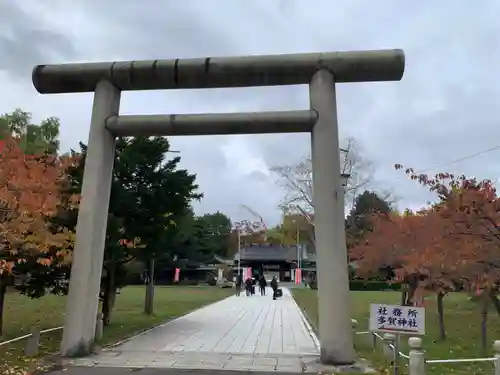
[112,137,201,315]
[54,136,201,322]
[264,214,314,248]
[265,225,285,245]
[167,209,230,268]
[51,142,134,325]
[169,207,198,261]
[281,213,314,246]
[0,108,60,154]
[346,190,392,249]
[196,212,232,257]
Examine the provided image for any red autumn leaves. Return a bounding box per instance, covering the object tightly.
[0,137,73,274]
[350,164,500,298]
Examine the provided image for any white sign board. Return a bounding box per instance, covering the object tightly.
[369,304,425,335]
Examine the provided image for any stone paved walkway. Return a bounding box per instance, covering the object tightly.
[72,287,321,372]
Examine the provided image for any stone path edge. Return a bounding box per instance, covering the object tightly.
[289,291,378,373]
[289,290,361,351]
[103,292,234,350]
[44,367,321,375]
[289,292,320,351]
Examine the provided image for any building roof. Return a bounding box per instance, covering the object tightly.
[213,254,233,265]
[234,244,316,262]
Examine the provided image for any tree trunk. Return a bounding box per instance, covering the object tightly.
[401,283,410,306]
[488,290,500,317]
[404,280,417,306]
[102,263,117,326]
[436,292,446,340]
[400,284,408,305]
[0,274,8,337]
[144,257,155,315]
[480,293,489,354]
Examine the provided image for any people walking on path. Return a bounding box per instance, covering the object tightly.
[258,275,267,295]
[71,286,320,370]
[235,274,243,296]
[245,277,253,296]
[270,276,279,300]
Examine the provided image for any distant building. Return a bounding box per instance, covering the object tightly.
[231,243,317,282]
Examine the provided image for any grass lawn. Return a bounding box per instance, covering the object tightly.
[0,285,233,374]
[292,289,500,375]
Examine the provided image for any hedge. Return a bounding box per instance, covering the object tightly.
[308,280,401,291]
[177,279,199,286]
[350,280,401,291]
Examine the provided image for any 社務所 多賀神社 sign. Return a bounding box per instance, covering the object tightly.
[369,303,425,335]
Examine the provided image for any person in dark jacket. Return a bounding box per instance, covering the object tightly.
[245,277,253,296]
[270,276,279,300]
[235,274,243,296]
[258,275,267,296]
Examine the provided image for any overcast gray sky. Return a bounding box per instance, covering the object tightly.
[1,0,500,226]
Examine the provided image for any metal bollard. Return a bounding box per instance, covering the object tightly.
[494,340,500,375]
[95,312,104,340]
[408,337,426,375]
[25,327,40,356]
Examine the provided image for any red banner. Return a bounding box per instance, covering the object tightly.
[295,268,302,284]
[174,268,180,282]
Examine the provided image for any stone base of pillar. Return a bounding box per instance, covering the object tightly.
[306,357,376,373]
[320,348,356,365]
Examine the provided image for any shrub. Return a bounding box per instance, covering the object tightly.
[206,277,217,286]
[350,280,401,291]
[308,280,400,291]
[179,279,199,286]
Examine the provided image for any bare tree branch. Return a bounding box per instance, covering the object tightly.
[341,138,374,203]
[270,137,374,224]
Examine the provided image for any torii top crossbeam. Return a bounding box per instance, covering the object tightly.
[32,49,405,94]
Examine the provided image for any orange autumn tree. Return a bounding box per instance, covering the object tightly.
[351,211,435,292]
[395,165,500,299]
[0,136,73,335]
[350,207,463,340]
[395,209,464,340]
[395,164,500,348]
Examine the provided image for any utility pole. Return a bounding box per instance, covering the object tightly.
[296,224,301,283]
[237,228,241,276]
[296,225,300,268]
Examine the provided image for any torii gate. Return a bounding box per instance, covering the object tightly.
[32,48,405,365]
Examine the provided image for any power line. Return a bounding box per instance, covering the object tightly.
[415,143,500,174]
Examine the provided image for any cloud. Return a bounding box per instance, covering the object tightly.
[0,0,75,79]
[1,0,500,225]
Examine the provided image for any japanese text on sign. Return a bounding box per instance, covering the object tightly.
[369,304,425,335]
